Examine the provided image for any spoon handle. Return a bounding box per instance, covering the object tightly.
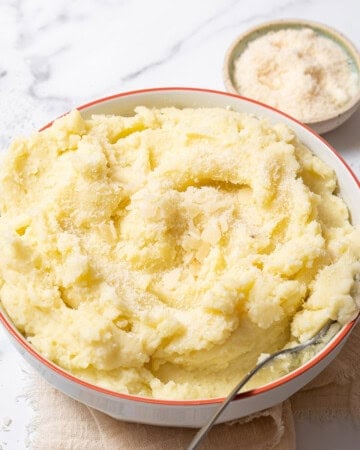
[187,320,335,450]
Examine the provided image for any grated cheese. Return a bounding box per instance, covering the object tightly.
[233,27,359,122]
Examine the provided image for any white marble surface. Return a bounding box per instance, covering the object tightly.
[0,0,359,448]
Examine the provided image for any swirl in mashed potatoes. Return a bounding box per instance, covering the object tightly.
[0,107,359,399]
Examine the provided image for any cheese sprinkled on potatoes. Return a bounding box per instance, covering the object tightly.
[0,107,358,399]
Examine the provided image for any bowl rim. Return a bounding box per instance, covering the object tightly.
[0,86,359,406]
[223,18,360,126]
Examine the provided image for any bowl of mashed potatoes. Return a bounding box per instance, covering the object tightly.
[0,88,359,427]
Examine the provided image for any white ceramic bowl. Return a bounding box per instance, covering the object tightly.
[0,87,359,428]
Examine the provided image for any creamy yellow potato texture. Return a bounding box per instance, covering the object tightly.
[0,107,359,399]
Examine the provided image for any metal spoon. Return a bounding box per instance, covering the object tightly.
[187,319,337,450]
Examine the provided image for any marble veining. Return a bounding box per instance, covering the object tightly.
[3,0,357,150]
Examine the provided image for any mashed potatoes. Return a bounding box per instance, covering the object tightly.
[0,107,359,399]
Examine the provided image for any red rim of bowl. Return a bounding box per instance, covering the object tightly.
[0,87,359,407]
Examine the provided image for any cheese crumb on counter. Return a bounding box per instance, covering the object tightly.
[0,107,359,400]
[233,28,360,122]
[0,417,12,431]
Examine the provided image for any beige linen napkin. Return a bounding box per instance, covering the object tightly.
[28,324,360,450]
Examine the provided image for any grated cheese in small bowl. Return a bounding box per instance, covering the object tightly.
[224,20,360,133]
